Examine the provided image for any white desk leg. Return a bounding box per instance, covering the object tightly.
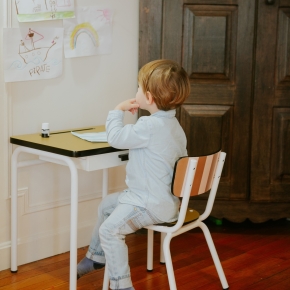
[11,147,22,273]
[10,147,79,290]
[102,168,109,289]
[65,158,79,290]
[102,168,108,199]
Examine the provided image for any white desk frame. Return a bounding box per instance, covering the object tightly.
[11,146,128,290]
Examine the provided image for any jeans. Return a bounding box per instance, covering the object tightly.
[86,191,162,289]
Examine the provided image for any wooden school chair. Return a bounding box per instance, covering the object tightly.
[103,151,229,290]
[145,151,228,290]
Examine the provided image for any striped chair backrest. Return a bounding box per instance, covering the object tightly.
[172,151,221,197]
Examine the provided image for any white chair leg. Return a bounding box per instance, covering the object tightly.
[160,232,166,264]
[102,264,110,290]
[147,229,154,271]
[199,222,229,290]
[163,234,177,290]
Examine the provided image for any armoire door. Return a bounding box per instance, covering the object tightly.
[251,0,290,204]
[139,0,255,200]
[139,0,290,221]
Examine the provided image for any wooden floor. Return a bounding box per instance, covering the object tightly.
[1,218,290,290]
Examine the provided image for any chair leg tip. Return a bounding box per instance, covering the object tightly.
[11,270,18,273]
[147,269,153,272]
[223,288,229,290]
[160,262,165,265]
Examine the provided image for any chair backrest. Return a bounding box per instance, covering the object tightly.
[172,151,221,197]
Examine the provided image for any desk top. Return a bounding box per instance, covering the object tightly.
[10,126,123,157]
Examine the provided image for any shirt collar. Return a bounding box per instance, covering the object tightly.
[151,109,176,118]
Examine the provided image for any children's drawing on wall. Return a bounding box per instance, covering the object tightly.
[15,0,75,22]
[63,7,113,58]
[3,27,64,82]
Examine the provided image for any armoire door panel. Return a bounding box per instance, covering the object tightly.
[270,108,290,201]
[276,8,290,86]
[180,104,231,197]
[275,9,290,107]
[187,85,235,104]
[183,5,238,82]
[180,105,232,157]
[180,104,232,199]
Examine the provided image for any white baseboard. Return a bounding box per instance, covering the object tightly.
[1,183,126,272]
[0,220,94,272]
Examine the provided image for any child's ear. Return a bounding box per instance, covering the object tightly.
[146,92,154,105]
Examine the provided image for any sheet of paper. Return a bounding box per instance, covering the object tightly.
[71,131,107,142]
[63,6,113,58]
[15,0,75,22]
[4,27,63,83]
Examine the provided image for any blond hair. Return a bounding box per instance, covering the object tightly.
[138,59,190,111]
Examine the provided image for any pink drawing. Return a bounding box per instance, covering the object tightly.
[25,28,44,49]
[102,9,110,21]
[19,28,57,64]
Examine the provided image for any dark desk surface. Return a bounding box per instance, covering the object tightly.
[10,126,122,157]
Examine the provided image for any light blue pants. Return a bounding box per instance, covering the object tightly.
[86,192,162,289]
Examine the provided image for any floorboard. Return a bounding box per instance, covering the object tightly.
[1,218,289,289]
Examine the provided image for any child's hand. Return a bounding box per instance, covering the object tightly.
[115,99,140,114]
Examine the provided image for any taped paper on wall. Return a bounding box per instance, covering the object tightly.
[63,6,113,58]
[15,0,75,22]
[3,27,64,82]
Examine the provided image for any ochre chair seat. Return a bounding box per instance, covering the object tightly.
[184,208,200,224]
[158,208,200,227]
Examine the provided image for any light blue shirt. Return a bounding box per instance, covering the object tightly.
[106,109,187,222]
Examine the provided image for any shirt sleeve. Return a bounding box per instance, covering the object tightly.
[106,110,151,149]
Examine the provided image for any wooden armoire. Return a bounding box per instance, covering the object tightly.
[139,0,290,222]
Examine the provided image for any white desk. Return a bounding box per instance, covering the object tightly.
[10,126,128,290]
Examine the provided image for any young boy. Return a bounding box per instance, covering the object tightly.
[77,59,190,290]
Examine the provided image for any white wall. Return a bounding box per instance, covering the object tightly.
[0,0,139,271]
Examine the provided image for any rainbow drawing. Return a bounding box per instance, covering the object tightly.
[70,22,99,50]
